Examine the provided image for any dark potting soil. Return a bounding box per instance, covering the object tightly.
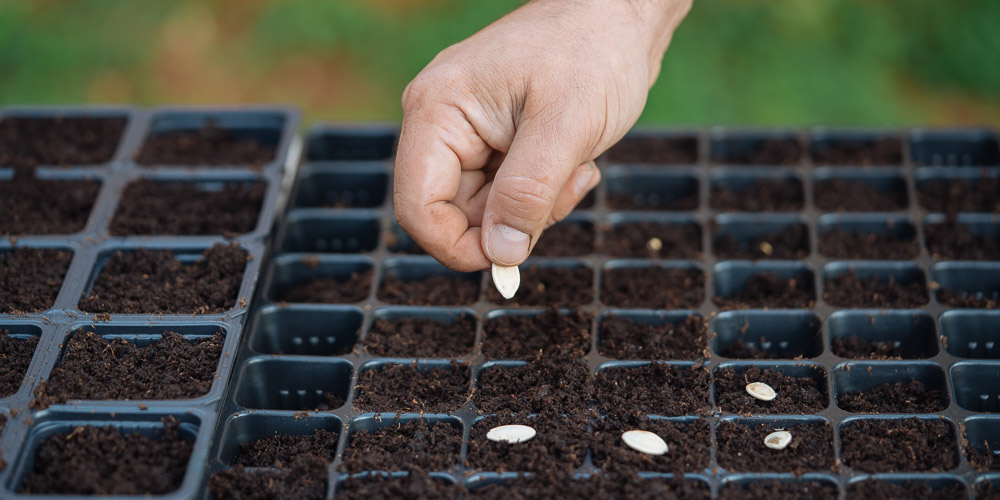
[720,339,789,360]
[716,421,834,473]
[209,456,328,500]
[846,480,967,500]
[918,175,1000,213]
[20,417,192,495]
[714,365,827,414]
[832,336,906,360]
[812,138,903,166]
[481,309,591,359]
[278,269,373,304]
[604,136,698,164]
[718,480,838,500]
[353,362,468,413]
[0,248,73,313]
[600,267,704,309]
[235,428,338,467]
[925,221,1000,260]
[598,221,702,259]
[0,176,101,235]
[967,444,1000,471]
[109,180,265,236]
[594,363,711,417]
[823,271,928,308]
[840,417,958,472]
[713,272,816,310]
[335,471,460,500]
[710,179,804,212]
[474,356,593,414]
[814,179,908,212]
[606,191,699,211]
[379,273,480,306]
[364,316,475,358]
[0,116,126,168]
[465,413,588,474]
[598,314,706,360]
[79,243,247,314]
[465,474,710,500]
[531,222,594,257]
[32,330,224,407]
[819,228,919,260]
[136,123,276,166]
[590,416,710,473]
[937,289,999,309]
[486,266,592,307]
[713,224,809,260]
[0,332,38,397]
[711,138,802,165]
[979,482,1000,500]
[341,419,461,473]
[838,379,947,413]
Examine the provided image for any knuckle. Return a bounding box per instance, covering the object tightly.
[493,175,558,229]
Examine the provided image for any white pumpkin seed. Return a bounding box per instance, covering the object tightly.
[621,430,668,456]
[647,237,663,252]
[764,430,792,450]
[491,264,520,299]
[487,424,536,443]
[746,382,777,401]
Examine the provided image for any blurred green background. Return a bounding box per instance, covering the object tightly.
[1,0,998,127]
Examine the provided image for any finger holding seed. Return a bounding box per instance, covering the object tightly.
[491,263,520,299]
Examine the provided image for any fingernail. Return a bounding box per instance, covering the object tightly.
[574,166,596,196]
[488,224,530,265]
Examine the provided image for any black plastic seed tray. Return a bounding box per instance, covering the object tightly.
[0,105,299,499]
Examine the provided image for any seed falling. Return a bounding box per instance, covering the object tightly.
[746,382,777,401]
[487,424,536,443]
[491,264,520,299]
[759,241,774,256]
[647,237,663,252]
[764,430,792,450]
[621,430,668,456]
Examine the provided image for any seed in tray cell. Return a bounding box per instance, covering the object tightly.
[646,237,663,252]
[764,430,792,450]
[621,430,668,456]
[487,424,536,444]
[746,382,776,401]
[491,263,520,299]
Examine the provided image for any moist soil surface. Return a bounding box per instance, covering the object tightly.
[0,116,126,168]
[937,289,999,309]
[925,221,1000,260]
[20,417,192,495]
[278,269,373,304]
[598,221,702,259]
[598,314,706,360]
[594,363,711,417]
[341,418,461,473]
[136,123,276,166]
[600,267,704,309]
[465,413,588,474]
[714,273,816,310]
[233,428,338,467]
[814,179,908,212]
[840,417,958,472]
[466,474,710,500]
[714,365,827,414]
[486,266,592,307]
[481,309,591,359]
[711,138,802,165]
[846,480,967,500]
[0,248,73,313]
[713,224,809,260]
[1,175,101,235]
[379,273,480,306]
[532,222,595,257]
[364,316,475,358]
[812,138,903,166]
[590,415,710,473]
[710,179,804,212]
[716,421,834,473]
[0,332,38,396]
[474,355,593,414]
[109,180,265,236]
[838,379,947,413]
[967,444,1000,471]
[720,339,795,359]
[832,336,908,359]
[918,175,1000,213]
[79,243,247,314]
[979,482,1000,500]
[606,190,699,211]
[336,471,460,500]
[32,330,224,407]
[819,228,919,260]
[353,362,468,413]
[823,272,928,308]
[718,480,838,500]
[210,456,328,500]
[604,136,698,164]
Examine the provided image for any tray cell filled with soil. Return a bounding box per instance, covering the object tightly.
[712,262,816,309]
[933,262,1000,309]
[590,415,710,473]
[598,311,707,360]
[234,357,351,411]
[951,362,1000,413]
[293,165,389,208]
[353,361,468,413]
[1,172,101,235]
[818,214,919,260]
[719,478,839,500]
[465,473,711,499]
[712,214,809,260]
[603,132,699,165]
[0,114,127,167]
[710,131,803,166]
[828,310,938,359]
[716,418,835,473]
[481,308,591,359]
[600,262,704,309]
[822,264,929,308]
[364,307,476,358]
[924,216,1000,260]
[810,130,904,166]
[605,167,699,211]
[0,324,41,398]
[249,304,362,356]
[281,212,380,253]
[109,178,266,236]
[714,363,828,414]
[813,170,909,212]
[335,472,459,500]
[710,169,804,212]
[916,168,1000,213]
[531,217,595,257]
[474,357,593,414]
[136,111,286,166]
[0,247,73,313]
[839,417,959,472]
[846,478,968,500]
[909,128,1000,166]
[963,415,1000,470]
[304,126,397,161]
[711,310,822,359]
[833,362,948,413]
[379,257,481,306]
[594,362,711,417]
[267,255,373,304]
[598,216,702,259]
[486,262,592,307]
[341,415,462,473]
[465,413,588,473]
[940,310,1000,359]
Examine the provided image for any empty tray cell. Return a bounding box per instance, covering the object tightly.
[482,308,591,359]
[235,357,352,411]
[813,168,909,212]
[0,246,73,313]
[136,110,284,166]
[598,311,707,360]
[603,131,699,165]
[0,114,127,167]
[386,219,426,255]
[711,310,822,359]
[712,214,809,260]
[1,170,101,235]
[833,362,948,413]
[839,417,959,472]
[600,261,704,309]
[916,167,1000,212]
[0,324,41,398]
[933,262,1000,309]
[487,260,592,307]
[474,358,593,414]
[827,310,938,359]
[817,214,919,260]
[590,416,710,473]
[714,362,828,414]
[109,178,266,236]
[353,360,468,413]
[267,255,374,304]
[951,362,1000,413]
[846,477,968,499]
[379,256,481,306]
[712,261,816,309]
[533,216,595,257]
[595,361,711,417]
[466,413,588,473]
[964,416,1000,471]
[605,166,699,211]
[809,129,903,166]
[293,165,389,208]
[925,214,1000,260]
[365,307,476,358]
[910,128,1000,166]
[341,415,462,473]
[599,213,702,259]
[249,304,362,356]
[710,168,805,212]
[305,126,397,161]
[940,311,1000,358]
[710,130,803,166]
[822,262,928,308]
[718,477,839,500]
[281,211,380,253]
[336,472,458,500]
[716,417,835,473]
